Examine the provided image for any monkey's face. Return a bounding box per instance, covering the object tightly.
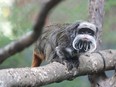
[72,22,98,53]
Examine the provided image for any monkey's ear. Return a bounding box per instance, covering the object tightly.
[96,27,99,33]
[69,21,81,29]
[66,21,81,33]
[65,21,82,39]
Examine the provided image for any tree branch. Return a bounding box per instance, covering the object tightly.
[88,0,107,87]
[0,0,62,64]
[89,0,105,49]
[0,49,116,87]
[89,0,105,30]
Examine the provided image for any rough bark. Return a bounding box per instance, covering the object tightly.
[0,0,62,64]
[88,0,114,87]
[0,49,116,87]
[89,0,104,30]
[89,0,105,49]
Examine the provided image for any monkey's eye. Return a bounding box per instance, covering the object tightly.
[87,31,94,36]
[88,32,93,35]
[78,28,95,36]
[79,32,84,34]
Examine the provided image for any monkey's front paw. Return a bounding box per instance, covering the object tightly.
[63,59,79,70]
[51,57,79,70]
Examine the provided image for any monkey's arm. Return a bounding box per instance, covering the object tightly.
[54,45,79,70]
[49,30,80,69]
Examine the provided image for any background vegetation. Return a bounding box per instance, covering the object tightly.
[0,0,116,87]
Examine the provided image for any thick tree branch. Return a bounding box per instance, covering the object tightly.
[88,0,106,87]
[0,49,116,87]
[89,0,105,50]
[89,0,104,30]
[0,0,62,64]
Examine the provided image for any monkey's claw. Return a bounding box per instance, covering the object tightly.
[63,59,79,70]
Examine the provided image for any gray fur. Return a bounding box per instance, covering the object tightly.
[35,21,98,69]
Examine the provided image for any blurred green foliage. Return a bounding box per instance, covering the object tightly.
[0,0,116,87]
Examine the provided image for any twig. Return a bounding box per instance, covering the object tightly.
[0,0,62,64]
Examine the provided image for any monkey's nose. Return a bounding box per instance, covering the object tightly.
[82,38,88,41]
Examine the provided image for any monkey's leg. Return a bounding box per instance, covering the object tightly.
[31,50,45,67]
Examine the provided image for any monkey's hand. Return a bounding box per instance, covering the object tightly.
[53,46,79,70]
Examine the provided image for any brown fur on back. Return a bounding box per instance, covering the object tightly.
[32,23,70,67]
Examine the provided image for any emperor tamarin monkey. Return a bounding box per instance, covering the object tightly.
[32,21,98,69]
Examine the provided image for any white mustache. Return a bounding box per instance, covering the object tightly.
[78,41,82,49]
[72,34,97,53]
